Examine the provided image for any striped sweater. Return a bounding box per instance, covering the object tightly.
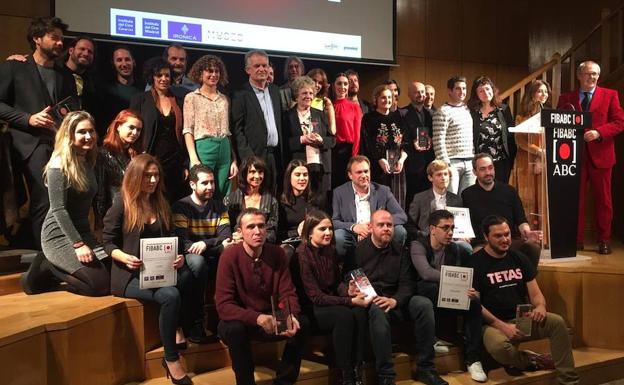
[172,195,231,253]
[432,103,474,162]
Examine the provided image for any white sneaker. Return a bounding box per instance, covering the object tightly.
[433,341,450,354]
[467,361,487,382]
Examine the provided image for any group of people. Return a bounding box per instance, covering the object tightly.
[1,15,623,385]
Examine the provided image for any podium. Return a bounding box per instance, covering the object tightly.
[512,109,592,259]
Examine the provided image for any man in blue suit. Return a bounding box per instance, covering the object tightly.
[332,155,407,258]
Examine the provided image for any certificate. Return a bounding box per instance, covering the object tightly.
[140,237,178,289]
[437,265,473,310]
[445,206,476,238]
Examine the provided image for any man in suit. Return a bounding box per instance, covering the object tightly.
[231,50,282,187]
[408,160,462,237]
[403,81,436,205]
[0,17,73,247]
[557,61,624,254]
[332,155,407,258]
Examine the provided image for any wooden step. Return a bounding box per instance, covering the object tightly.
[0,272,22,295]
[0,248,36,274]
[134,359,328,385]
[397,347,624,385]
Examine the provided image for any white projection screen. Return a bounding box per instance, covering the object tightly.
[55,0,396,64]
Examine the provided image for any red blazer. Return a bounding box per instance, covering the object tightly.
[557,86,624,169]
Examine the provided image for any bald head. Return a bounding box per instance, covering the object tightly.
[408,81,426,106]
[370,210,394,247]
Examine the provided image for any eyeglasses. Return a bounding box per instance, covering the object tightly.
[434,225,455,233]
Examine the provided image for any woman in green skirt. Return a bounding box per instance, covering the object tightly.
[183,55,238,199]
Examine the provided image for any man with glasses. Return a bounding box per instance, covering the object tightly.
[557,61,624,254]
[410,210,486,382]
[215,207,306,385]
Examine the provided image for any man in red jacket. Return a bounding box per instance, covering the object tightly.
[215,207,306,385]
[557,61,624,254]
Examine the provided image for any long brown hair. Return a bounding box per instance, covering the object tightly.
[120,154,171,232]
[102,109,144,157]
[518,80,551,119]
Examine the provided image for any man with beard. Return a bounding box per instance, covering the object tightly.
[345,69,369,115]
[403,81,436,204]
[425,84,436,112]
[172,164,233,341]
[349,210,447,385]
[103,46,142,126]
[0,17,74,252]
[279,56,305,111]
[462,153,540,264]
[147,44,198,98]
[63,36,99,129]
[470,216,578,385]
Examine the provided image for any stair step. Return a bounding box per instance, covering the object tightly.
[135,359,328,385]
[0,248,36,274]
[0,272,23,295]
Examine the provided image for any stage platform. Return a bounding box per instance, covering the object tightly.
[0,245,623,385]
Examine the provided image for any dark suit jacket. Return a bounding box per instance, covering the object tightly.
[558,86,624,169]
[129,91,184,155]
[283,107,335,190]
[332,181,407,230]
[408,188,462,236]
[231,82,282,163]
[102,197,182,296]
[0,56,73,159]
[402,104,435,176]
[471,104,517,165]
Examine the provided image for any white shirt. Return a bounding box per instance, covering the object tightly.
[433,190,446,210]
[353,183,371,224]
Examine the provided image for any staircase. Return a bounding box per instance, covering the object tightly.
[500,4,624,114]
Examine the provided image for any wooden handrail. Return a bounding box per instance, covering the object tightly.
[561,3,624,63]
[500,53,561,100]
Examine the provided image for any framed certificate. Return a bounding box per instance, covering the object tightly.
[139,237,178,289]
[445,206,476,239]
[437,265,473,310]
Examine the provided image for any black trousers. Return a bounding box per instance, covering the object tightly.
[306,305,368,369]
[218,316,309,385]
[417,280,483,364]
[331,143,353,189]
[494,158,512,184]
[22,142,53,246]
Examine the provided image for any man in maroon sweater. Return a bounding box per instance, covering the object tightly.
[216,207,306,385]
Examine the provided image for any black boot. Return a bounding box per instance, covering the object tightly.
[20,252,58,294]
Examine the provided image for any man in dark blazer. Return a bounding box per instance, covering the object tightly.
[557,60,624,254]
[403,81,436,206]
[332,155,407,258]
[0,17,73,246]
[231,50,282,187]
[408,160,462,237]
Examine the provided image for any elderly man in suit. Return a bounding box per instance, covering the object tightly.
[231,50,282,188]
[332,155,407,258]
[557,61,624,254]
[0,17,74,247]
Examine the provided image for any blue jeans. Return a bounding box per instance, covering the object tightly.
[367,295,436,380]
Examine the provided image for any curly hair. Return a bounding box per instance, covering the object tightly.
[188,54,228,87]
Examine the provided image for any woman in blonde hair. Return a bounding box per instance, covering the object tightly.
[21,111,110,296]
[103,154,204,384]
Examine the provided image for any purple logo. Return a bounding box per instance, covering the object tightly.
[116,15,135,35]
[168,21,201,42]
[143,18,161,38]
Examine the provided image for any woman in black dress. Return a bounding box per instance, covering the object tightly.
[360,85,408,207]
[130,57,188,203]
[467,76,516,182]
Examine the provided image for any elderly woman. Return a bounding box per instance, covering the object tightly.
[283,75,335,194]
[183,54,237,199]
[360,84,408,207]
[130,57,187,203]
[467,76,516,183]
